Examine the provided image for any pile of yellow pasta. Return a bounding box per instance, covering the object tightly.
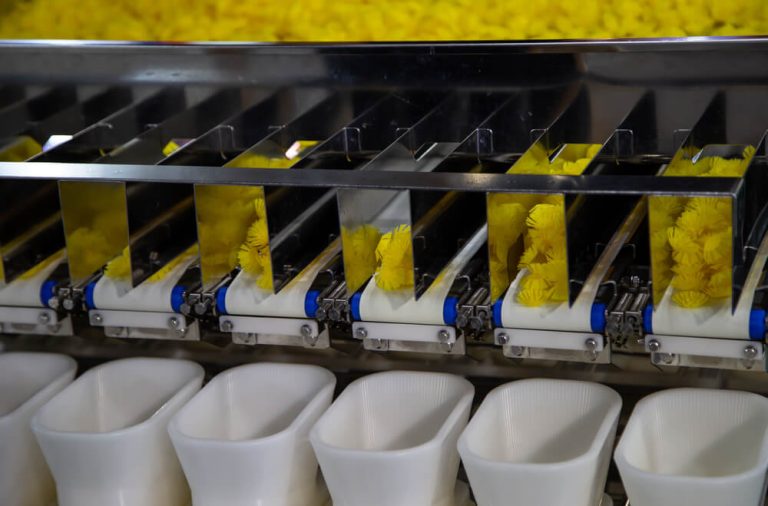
[649,146,755,308]
[196,152,304,291]
[0,0,765,41]
[488,143,600,305]
[340,223,415,293]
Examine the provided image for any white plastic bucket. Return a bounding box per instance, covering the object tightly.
[169,362,336,506]
[311,370,474,506]
[0,352,77,506]
[615,387,768,506]
[458,378,621,506]
[31,357,204,506]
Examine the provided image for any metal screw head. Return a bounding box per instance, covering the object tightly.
[497,332,509,345]
[744,345,759,360]
[194,302,209,315]
[647,339,661,352]
[220,319,234,332]
[584,337,598,351]
[91,313,103,324]
[509,345,525,357]
[300,324,313,338]
[47,297,60,309]
[437,329,451,343]
[179,303,191,315]
[315,306,328,321]
[167,317,180,329]
[354,327,368,340]
[62,299,75,311]
[38,312,51,324]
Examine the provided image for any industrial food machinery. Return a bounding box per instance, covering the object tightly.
[3,38,768,503]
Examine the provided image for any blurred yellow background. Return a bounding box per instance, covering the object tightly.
[0,0,765,41]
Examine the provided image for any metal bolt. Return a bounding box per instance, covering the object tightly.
[661,353,675,365]
[300,324,313,338]
[194,302,209,315]
[315,306,327,321]
[48,297,59,309]
[647,339,661,352]
[167,317,180,329]
[38,312,51,325]
[175,328,187,338]
[179,303,192,315]
[585,337,598,351]
[437,329,451,343]
[509,345,525,357]
[744,345,759,360]
[62,298,75,311]
[220,320,234,332]
[354,327,368,340]
[91,313,103,324]
[373,338,386,350]
[497,332,509,345]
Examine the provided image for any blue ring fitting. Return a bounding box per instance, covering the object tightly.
[350,292,362,321]
[171,285,186,314]
[216,286,228,315]
[643,305,653,335]
[443,296,458,325]
[40,280,57,308]
[84,281,97,310]
[492,298,504,328]
[590,302,607,333]
[749,309,766,340]
[304,289,320,318]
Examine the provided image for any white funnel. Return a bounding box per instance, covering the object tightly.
[615,388,768,506]
[31,357,204,506]
[168,362,336,506]
[310,370,474,506]
[458,378,621,506]
[0,352,77,506]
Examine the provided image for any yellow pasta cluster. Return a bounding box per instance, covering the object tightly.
[0,0,765,41]
[488,143,598,304]
[196,185,271,288]
[61,182,129,281]
[649,146,754,308]
[198,144,315,289]
[237,197,274,290]
[374,224,414,291]
[341,224,382,293]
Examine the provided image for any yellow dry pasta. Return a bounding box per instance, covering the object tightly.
[0,0,766,41]
[649,146,754,308]
[374,224,414,291]
[488,143,599,305]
